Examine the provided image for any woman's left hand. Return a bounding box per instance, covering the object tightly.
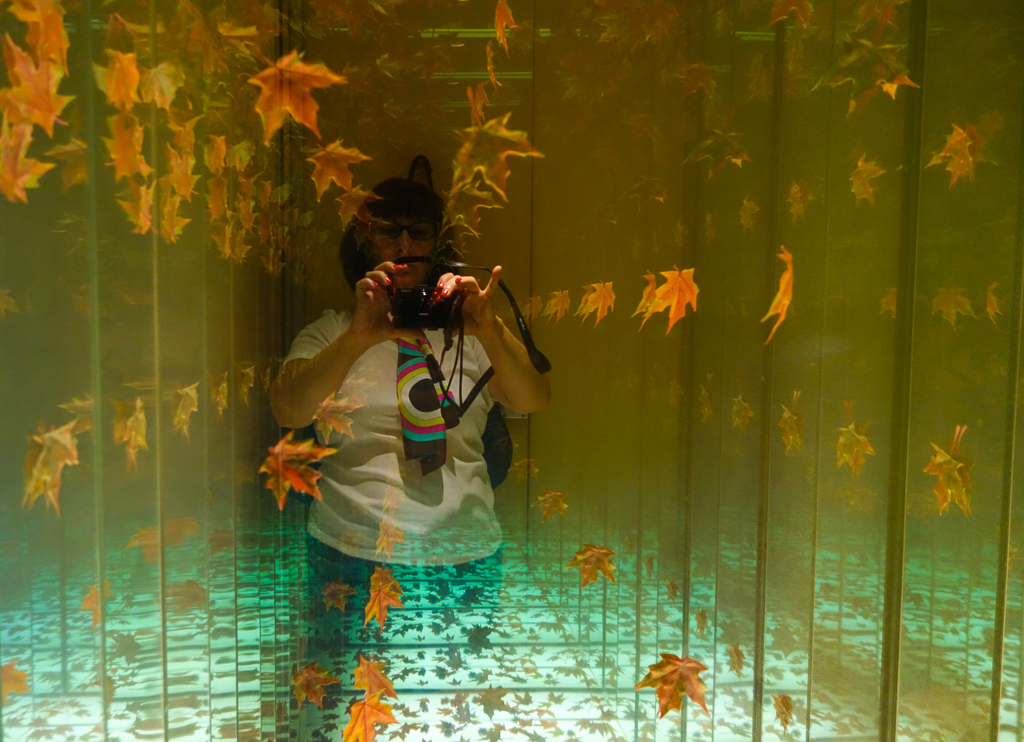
[437,265,503,337]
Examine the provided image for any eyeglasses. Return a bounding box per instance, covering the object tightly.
[372,220,437,242]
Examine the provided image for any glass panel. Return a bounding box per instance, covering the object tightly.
[1,2,1023,742]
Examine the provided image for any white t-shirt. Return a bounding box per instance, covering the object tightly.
[282,309,502,565]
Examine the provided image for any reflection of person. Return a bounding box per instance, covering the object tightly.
[270,157,549,565]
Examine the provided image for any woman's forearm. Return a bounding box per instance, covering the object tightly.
[269,328,375,428]
[475,319,551,415]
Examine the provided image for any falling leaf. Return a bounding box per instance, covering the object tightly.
[732,395,754,434]
[8,0,69,73]
[931,288,975,328]
[566,544,616,588]
[248,51,346,144]
[323,579,356,613]
[126,517,201,563]
[112,397,146,467]
[773,693,794,732]
[104,112,152,181]
[205,135,226,174]
[531,489,568,522]
[727,644,744,677]
[851,155,885,204]
[924,424,972,516]
[494,0,517,55]
[761,246,794,344]
[880,287,897,317]
[476,686,512,718]
[173,382,200,440]
[165,579,207,613]
[116,178,154,235]
[768,0,812,27]
[93,49,140,112]
[633,272,658,318]
[575,282,615,326]
[1,659,29,705]
[0,34,73,137]
[165,143,197,202]
[364,566,404,630]
[673,61,716,97]
[23,419,79,516]
[292,661,339,709]
[239,365,256,405]
[80,580,113,628]
[779,391,803,453]
[450,108,542,203]
[787,182,812,222]
[693,608,708,639]
[258,431,337,510]
[739,196,759,231]
[0,120,54,202]
[210,371,228,418]
[354,655,397,700]
[140,62,183,110]
[879,73,918,99]
[343,689,398,742]
[542,290,570,322]
[640,267,698,333]
[634,654,709,717]
[308,140,371,200]
[837,402,874,478]
[375,518,405,561]
[45,137,88,190]
[926,121,995,187]
[986,283,1001,324]
[314,392,364,443]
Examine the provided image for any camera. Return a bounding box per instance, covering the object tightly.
[391,285,461,330]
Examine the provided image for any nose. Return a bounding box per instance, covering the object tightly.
[393,230,414,255]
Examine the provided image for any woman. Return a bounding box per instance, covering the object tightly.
[269,157,549,724]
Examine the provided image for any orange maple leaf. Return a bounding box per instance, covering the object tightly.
[292,661,339,709]
[104,112,152,181]
[633,272,658,318]
[208,175,226,220]
[363,566,404,630]
[761,246,793,344]
[779,391,803,453]
[837,403,874,478]
[566,544,616,588]
[0,35,73,137]
[210,371,228,418]
[126,517,201,563]
[112,397,147,467]
[322,579,356,613]
[354,655,398,700]
[774,693,795,732]
[116,178,154,234]
[926,123,988,187]
[166,579,207,613]
[259,431,337,510]
[173,382,200,440]
[494,0,517,55]
[205,135,226,174]
[634,654,709,717]
[575,282,614,326]
[375,518,405,562]
[542,290,570,322]
[931,288,975,328]
[851,154,885,204]
[986,282,1002,324]
[23,419,79,516]
[165,143,197,202]
[139,62,183,111]
[343,689,398,742]
[248,51,345,144]
[788,182,812,222]
[1,658,30,705]
[0,120,54,202]
[768,0,812,27]
[8,0,69,73]
[158,184,191,244]
[45,137,88,190]
[530,489,568,522]
[308,140,371,200]
[924,424,971,516]
[451,108,542,203]
[313,390,366,442]
[732,395,754,433]
[94,50,140,112]
[640,267,698,333]
[727,644,745,677]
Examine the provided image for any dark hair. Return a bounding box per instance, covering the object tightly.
[339,155,456,289]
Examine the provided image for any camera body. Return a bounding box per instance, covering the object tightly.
[391,286,461,330]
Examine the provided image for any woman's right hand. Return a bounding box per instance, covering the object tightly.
[347,262,426,346]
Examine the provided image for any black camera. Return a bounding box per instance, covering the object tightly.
[391,285,461,330]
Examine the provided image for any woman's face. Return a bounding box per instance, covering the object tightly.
[368,216,436,288]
